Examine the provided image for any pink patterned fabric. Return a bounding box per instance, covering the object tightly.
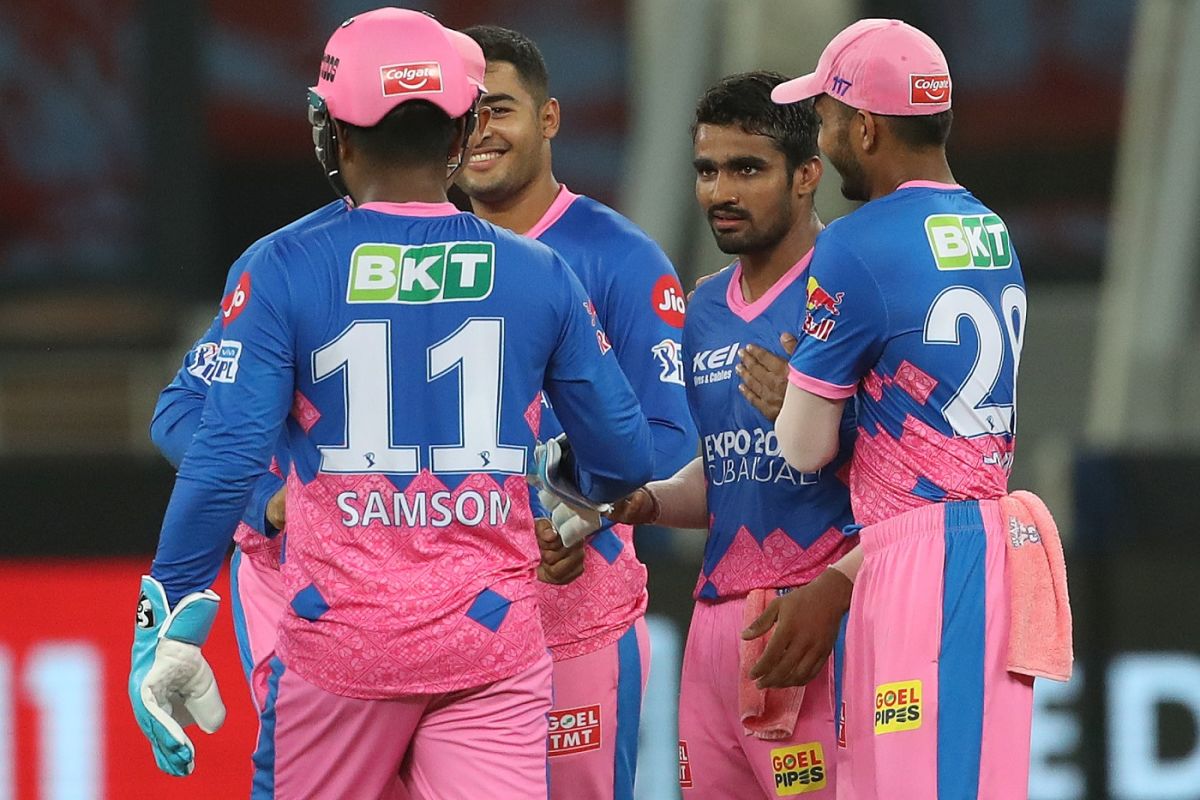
[290,391,322,433]
[851,415,1011,527]
[537,523,648,660]
[693,525,855,599]
[233,522,284,572]
[276,469,544,697]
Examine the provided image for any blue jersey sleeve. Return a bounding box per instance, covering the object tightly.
[150,243,296,603]
[544,258,655,502]
[788,234,889,398]
[600,242,697,479]
[149,258,286,536]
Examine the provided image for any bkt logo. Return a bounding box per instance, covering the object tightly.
[910,73,951,104]
[925,214,1012,270]
[348,241,494,304]
[380,62,443,95]
[651,338,685,385]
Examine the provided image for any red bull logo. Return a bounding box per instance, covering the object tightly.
[380,62,443,95]
[806,276,843,316]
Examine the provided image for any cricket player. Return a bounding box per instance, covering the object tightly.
[609,72,857,799]
[762,19,1053,799]
[128,9,653,800]
[454,26,698,799]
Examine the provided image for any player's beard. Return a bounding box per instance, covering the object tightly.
[828,129,869,202]
[457,148,540,207]
[708,196,794,256]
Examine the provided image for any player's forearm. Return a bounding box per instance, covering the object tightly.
[828,544,863,583]
[149,387,204,469]
[645,456,709,529]
[570,410,656,503]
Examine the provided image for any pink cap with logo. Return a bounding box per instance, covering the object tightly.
[772,19,951,115]
[446,29,488,93]
[312,7,479,127]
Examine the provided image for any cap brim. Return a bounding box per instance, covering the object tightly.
[771,72,823,105]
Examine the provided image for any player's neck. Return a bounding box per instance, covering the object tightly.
[471,171,561,235]
[738,212,823,303]
[869,151,955,201]
[350,168,450,206]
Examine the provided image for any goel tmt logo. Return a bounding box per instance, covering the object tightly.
[924,214,1012,270]
[348,241,494,304]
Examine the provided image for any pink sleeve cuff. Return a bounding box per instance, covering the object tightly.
[787,366,857,399]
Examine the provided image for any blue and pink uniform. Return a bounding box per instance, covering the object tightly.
[149,201,653,798]
[527,186,696,799]
[787,181,1032,799]
[678,253,856,799]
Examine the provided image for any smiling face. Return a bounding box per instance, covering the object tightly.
[693,122,798,255]
[455,61,557,204]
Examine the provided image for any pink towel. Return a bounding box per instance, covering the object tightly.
[739,588,806,739]
[999,491,1073,682]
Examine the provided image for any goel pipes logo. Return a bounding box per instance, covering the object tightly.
[770,742,827,795]
[874,680,922,734]
[380,62,443,96]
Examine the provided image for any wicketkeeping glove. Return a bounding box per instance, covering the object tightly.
[129,575,225,776]
[528,434,612,547]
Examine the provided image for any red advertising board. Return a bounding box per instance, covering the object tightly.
[0,560,256,799]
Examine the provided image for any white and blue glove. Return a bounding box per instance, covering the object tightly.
[129,575,226,776]
[528,434,611,547]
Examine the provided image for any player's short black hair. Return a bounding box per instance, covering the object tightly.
[692,72,819,172]
[343,101,457,166]
[462,25,550,103]
[880,109,953,149]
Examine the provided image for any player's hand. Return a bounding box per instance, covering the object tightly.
[536,517,586,585]
[266,485,287,531]
[736,334,798,422]
[129,576,226,776]
[741,568,852,689]
[606,488,659,525]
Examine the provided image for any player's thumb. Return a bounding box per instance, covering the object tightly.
[780,332,799,356]
[741,599,780,640]
[534,517,559,546]
[184,664,226,734]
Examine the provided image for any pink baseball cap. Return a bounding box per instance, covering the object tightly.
[772,19,951,115]
[312,8,478,127]
[446,29,488,93]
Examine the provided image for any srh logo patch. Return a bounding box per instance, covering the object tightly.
[347,241,494,304]
[875,680,922,734]
[678,740,693,788]
[910,74,951,104]
[651,274,686,328]
[211,341,243,384]
[380,62,443,96]
[770,742,827,795]
[925,214,1012,270]
[548,704,601,757]
[221,272,251,326]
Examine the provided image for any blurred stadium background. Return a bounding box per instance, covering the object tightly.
[1,0,1197,798]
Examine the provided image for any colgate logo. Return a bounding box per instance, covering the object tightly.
[380,62,443,96]
[910,74,951,104]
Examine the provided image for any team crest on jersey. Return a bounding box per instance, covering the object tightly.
[770,742,827,795]
[186,341,220,385]
[925,214,1012,270]
[548,705,602,757]
[651,338,685,385]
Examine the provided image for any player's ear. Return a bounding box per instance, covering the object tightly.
[857,110,878,154]
[541,97,561,141]
[334,120,353,164]
[795,155,823,197]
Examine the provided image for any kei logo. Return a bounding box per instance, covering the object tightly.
[651,338,684,385]
[221,272,251,326]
